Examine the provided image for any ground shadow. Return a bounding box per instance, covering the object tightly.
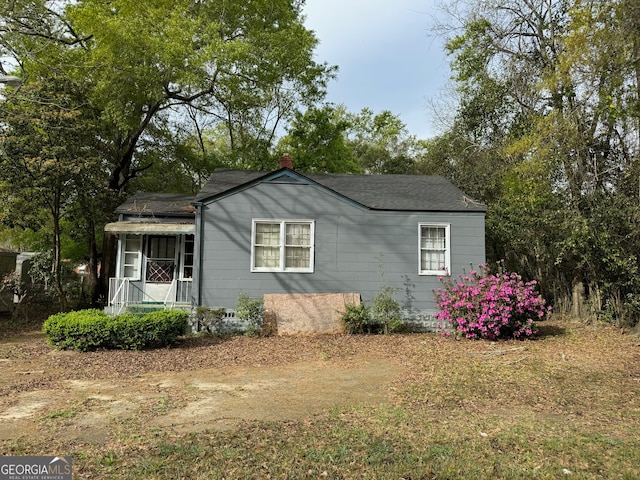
[0,313,47,342]
[172,332,250,351]
[533,322,567,339]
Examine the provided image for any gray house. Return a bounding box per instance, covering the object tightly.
[105,160,486,332]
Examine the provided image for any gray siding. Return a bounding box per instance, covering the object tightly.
[196,182,485,320]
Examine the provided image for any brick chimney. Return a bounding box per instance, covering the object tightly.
[279,153,293,170]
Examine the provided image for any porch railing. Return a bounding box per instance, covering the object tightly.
[108,278,192,315]
[108,277,131,315]
[163,278,192,308]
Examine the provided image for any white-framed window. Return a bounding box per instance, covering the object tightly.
[180,235,195,280]
[251,219,315,272]
[121,234,142,280]
[419,224,450,275]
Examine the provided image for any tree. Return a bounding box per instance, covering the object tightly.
[277,105,423,175]
[346,108,421,174]
[0,78,101,307]
[59,0,332,189]
[0,0,333,300]
[432,0,640,323]
[277,105,361,173]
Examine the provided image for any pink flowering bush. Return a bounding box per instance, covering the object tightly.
[433,263,551,340]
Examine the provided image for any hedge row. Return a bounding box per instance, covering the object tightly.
[42,309,188,351]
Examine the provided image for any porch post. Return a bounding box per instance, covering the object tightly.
[114,233,123,279]
[192,201,203,309]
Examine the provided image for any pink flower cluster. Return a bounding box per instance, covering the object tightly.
[433,264,551,340]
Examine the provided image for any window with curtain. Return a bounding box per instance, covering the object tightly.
[419,224,450,275]
[252,220,314,272]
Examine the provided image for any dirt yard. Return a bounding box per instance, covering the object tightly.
[3,319,640,479]
[0,331,409,444]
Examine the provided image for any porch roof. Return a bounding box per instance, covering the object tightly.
[104,221,195,235]
[115,192,196,217]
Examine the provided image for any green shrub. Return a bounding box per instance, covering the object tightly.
[371,287,404,334]
[340,289,404,335]
[340,303,371,334]
[43,309,111,352]
[142,309,188,345]
[235,292,264,337]
[43,309,188,351]
[109,313,147,349]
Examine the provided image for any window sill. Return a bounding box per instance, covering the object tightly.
[251,268,314,274]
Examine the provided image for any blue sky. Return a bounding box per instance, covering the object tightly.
[303,0,451,140]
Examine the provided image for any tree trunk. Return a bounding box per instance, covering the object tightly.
[98,233,118,306]
[571,274,585,319]
[85,217,100,305]
[52,208,67,311]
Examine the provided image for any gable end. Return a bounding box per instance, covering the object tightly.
[265,171,310,185]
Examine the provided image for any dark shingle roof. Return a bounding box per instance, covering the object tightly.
[196,169,486,212]
[195,170,265,201]
[115,192,196,217]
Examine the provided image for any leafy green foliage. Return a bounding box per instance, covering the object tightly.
[0,78,102,307]
[235,292,264,337]
[1,0,334,301]
[43,309,188,351]
[59,0,333,188]
[340,289,404,335]
[340,303,371,334]
[43,309,111,352]
[428,0,640,325]
[277,105,361,173]
[107,314,146,349]
[346,108,421,174]
[277,105,423,174]
[371,287,404,334]
[109,310,188,349]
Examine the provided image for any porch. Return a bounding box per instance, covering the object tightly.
[106,277,192,315]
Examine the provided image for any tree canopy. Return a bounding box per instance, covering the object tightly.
[0,0,334,302]
[2,0,639,326]
[425,0,640,324]
[276,104,422,174]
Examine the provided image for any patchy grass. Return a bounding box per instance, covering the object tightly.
[38,410,76,421]
[2,317,640,479]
